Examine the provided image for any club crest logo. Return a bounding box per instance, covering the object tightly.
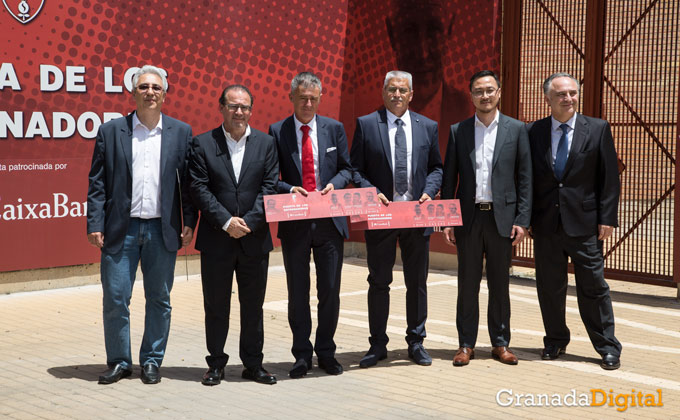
[3,0,44,24]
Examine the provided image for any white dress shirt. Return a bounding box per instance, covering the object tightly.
[130,112,162,219]
[221,124,251,231]
[222,123,250,183]
[293,114,320,191]
[386,109,413,201]
[474,110,499,203]
[550,112,577,166]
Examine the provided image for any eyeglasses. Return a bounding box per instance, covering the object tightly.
[471,88,498,97]
[136,83,164,93]
[226,104,253,112]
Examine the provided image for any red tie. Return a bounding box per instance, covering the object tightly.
[300,125,316,191]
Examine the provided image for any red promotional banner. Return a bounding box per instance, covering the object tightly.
[264,187,379,222]
[350,199,462,230]
[1,0,501,272]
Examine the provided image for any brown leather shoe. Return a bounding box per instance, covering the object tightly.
[492,346,518,365]
[453,347,474,366]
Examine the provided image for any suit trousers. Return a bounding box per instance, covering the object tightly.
[200,248,269,369]
[533,224,622,356]
[281,218,343,361]
[455,209,512,348]
[364,227,429,347]
[100,218,176,369]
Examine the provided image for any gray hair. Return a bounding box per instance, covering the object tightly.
[543,72,579,95]
[132,65,168,91]
[384,70,413,90]
[291,72,322,95]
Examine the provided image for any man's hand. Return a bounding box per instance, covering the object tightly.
[418,193,432,203]
[377,193,390,205]
[442,227,456,246]
[87,232,104,248]
[227,217,251,238]
[598,224,614,241]
[510,225,528,246]
[291,186,310,196]
[320,183,334,194]
[181,226,194,247]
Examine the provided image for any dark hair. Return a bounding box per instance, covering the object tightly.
[469,70,500,91]
[219,84,254,106]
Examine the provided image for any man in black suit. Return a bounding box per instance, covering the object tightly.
[190,84,279,385]
[268,72,352,378]
[441,70,532,367]
[528,72,622,370]
[87,65,196,385]
[351,70,443,368]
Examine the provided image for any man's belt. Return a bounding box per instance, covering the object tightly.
[475,202,493,211]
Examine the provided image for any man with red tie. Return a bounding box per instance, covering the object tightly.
[269,72,353,379]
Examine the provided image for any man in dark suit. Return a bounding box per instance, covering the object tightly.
[528,72,622,370]
[268,72,353,379]
[190,84,279,385]
[441,70,532,367]
[351,70,443,368]
[87,65,196,385]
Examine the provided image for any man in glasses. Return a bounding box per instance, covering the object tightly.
[87,65,196,385]
[190,84,279,385]
[441,70,532,367]
[268,72,352,379]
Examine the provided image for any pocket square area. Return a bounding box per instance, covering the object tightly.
[326,147,337,152]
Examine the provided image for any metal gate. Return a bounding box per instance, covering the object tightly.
[501,0,679,286]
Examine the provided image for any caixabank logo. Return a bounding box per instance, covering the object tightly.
[3,0,44,24]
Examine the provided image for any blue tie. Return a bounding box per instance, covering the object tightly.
[394,118,408,196]
[554,123,569,180]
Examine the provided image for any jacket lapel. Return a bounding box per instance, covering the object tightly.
[377,110,393,172]
[562,114,588,177]
[284,116,302,177]
[238,130,257,186]
[410,113,423,178]
[121,113,135,175]
[160,114,176,181]
[316,115,328,176]
[492,113,508,169]
[462,118,476,174]
[214,127,238,185]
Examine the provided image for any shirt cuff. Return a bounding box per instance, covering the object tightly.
[222,217,232,231]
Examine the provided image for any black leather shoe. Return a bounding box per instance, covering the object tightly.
[601,353,620,370]
[359,346,387,368]
[141,363,160,384]
[408,343,432,366]
[202,366,225,386]
[242,366,277,385]
[318,357,343,375]
[289,359,311,379]
[541,345,567,360]
[98,363,132,385]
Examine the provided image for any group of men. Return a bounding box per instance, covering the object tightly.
[86,65,622,386]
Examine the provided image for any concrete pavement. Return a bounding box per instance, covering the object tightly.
[1,257,679,419]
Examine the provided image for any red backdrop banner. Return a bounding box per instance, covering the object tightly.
[0,0,500,272]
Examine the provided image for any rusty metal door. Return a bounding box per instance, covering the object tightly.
[502,0,679,286]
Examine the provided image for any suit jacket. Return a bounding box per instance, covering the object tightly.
[190,126,279,256]
[86,112,197,254]
[441,113,532,237]
[269,115,353,239]
[350,109,443,234]
[528,114,620,237]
